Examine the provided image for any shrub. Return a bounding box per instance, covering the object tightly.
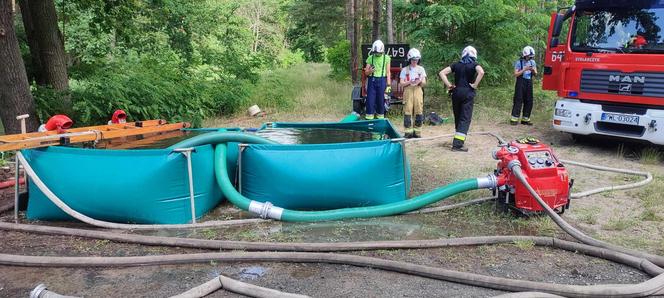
[326,40,350,80]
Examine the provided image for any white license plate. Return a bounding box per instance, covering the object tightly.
[601,113,639,125]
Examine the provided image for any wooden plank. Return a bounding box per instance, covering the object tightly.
[103,130,188,149]
[0,121,190,152]
[0,120,168,142]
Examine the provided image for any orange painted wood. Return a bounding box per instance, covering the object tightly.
[0,120,190,151]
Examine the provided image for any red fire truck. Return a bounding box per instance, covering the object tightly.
[544,0,664,145]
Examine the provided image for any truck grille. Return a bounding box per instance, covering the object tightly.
[595,122,645,137]
[580,70,664,98]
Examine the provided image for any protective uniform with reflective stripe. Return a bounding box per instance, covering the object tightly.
[365,54,391,119]
[401,64,426,137]
[450,61,478,149]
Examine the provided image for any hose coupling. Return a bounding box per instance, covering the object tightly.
[248,201,284,220]
[477,174,498,189]
[507,160,522,171]
[30,284,48,298]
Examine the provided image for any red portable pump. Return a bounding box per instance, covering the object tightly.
[493,138,571,215]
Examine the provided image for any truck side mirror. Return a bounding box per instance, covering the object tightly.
[550,37,559,48]
[551,13,564,37]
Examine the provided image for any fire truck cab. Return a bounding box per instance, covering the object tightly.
[544,0,664,145]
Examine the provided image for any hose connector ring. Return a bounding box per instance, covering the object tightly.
[508,160,522,171]
[477,174,498,189]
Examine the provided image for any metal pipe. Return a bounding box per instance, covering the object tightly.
[238,144,248,195]
[173,148,197,224]
[14,154,20,223]
[398,139,409,195]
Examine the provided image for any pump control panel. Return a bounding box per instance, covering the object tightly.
[525,151,556,169]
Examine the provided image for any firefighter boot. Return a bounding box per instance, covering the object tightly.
[521,117,533,126]
[451,138,468,152]
[414,114,424,138]
[403,115,413,138]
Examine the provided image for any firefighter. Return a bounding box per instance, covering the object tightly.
[363,40,391,120]
[510,46,538,126]
[400,48,427,138]
[438,46,485,152]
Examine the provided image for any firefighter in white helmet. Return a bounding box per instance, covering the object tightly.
[363,40,391,120]
[439,46,485,152]
[399,48,427,138]
[511,46,538,125]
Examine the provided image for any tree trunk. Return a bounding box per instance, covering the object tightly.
[17,0,44,85]
[386,0,393,43]
[0,0,40,134]
[371,0,380,41]
[27,0,69,102]
[347,0,358,83]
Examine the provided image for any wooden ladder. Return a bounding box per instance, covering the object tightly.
[0,120,191,151]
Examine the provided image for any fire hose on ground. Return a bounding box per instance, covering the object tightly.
[4,249,664,297]
[3,131,663,297]
[29,274,309,298]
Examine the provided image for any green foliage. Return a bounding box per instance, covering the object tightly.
[286,25,326,62]
[398,0,573,85]
[327,40,351,79]
[285,0,345,62]
[278,49,306,68]
[32,86,73,121]
[68,52,247,127]
[21,0,308,127]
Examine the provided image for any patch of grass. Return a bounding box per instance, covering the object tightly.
[255,64,349,118]
[94,239,110,249]
[640,209,662,222]
[606,234,654,252]
[236,230,261,241]
[531,217,557,237]
[637,177,664,222]
[575,207,600,225]
[199,229,218,240]
[638,147,663,165]
[512,239,535,250]
[602,217,637,231]
[374,249,399,257]
[269,232,301,242]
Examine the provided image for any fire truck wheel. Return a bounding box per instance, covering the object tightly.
[352,99,365,115]
[570,133,582,143]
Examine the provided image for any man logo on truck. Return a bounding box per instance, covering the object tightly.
[609,75,645,84]
[609,74,645,95]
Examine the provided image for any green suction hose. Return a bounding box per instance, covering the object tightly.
[169,131,276,149]
[214,143,489,222]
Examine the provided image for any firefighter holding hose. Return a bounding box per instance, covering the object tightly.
[400,48,427,138]
[364,40,392,120]
[439,46,485,152]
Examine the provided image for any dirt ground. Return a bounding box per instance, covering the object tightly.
[1,107,663,297]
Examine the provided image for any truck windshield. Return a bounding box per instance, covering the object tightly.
[572,6,664,53]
